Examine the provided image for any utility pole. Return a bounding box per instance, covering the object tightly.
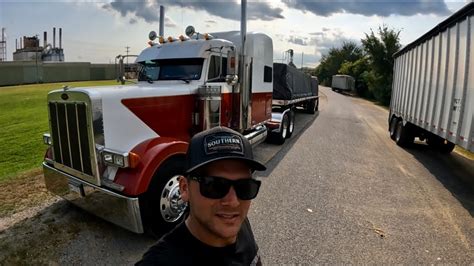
[301,52,304,69]
[125,46,130,64]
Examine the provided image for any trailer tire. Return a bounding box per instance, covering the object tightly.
[140,157,187,237]
[305,99,317,114]
[269,113,289,145]
[287,110,295,138]
[389,117,398,140]
[395,120,413,147]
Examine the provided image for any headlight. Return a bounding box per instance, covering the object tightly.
[102,149,129,168]
[43,133,52,145]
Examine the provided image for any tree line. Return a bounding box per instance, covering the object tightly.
[312,25,402,106]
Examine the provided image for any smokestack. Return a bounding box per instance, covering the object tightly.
[159,6,164,36]
[53,27,56,48]
[240,0,249,129]
[15,39,17,50]
[44,31,47,47]
[59,28,62,49]
[21,36,24,49]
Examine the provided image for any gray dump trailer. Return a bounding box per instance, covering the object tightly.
[331,74,355,92]
[389,2,474,153]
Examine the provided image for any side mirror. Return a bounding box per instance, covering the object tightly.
[225,74,238,85]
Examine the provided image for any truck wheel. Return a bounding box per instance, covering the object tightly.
[389,117,398,140]
[305,99,317,114]
[287,111,294,139]
[395,120,413,147]
[270,113,289,145]
[140,157,187,237]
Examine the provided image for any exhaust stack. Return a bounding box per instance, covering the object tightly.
[59,28,62,49]
[53,27,56,48]
[159,6,164,36]
[44,31,47,47]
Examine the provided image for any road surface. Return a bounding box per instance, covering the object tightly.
[1,86,472,264]
[250,86,474,264]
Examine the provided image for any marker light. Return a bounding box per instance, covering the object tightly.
[179,35,189,41]
[159,36,165,44]
[204,33,214,40]
[43,133,52,145]
[167,36,175,42]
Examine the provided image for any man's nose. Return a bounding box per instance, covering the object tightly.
[220,186,240,207]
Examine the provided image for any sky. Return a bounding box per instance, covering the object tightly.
[0,0,469,68]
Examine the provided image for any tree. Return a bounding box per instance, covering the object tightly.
[314,41,363,86]
[361,25,401,105]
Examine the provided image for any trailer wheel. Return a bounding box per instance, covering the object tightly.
[395,120,413,147]
[268,113,289,145]
[305,99,317,114]
[140,157,187,237]
[287,110,295,138]
[389,117,398,140]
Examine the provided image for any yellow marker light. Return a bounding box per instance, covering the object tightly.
[159,36,165,44]
[168,36,174,42]
[129,152,141,168]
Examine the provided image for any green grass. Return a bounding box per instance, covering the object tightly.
[0,80,119,183]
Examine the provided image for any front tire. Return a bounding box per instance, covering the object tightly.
[140,157,187,237]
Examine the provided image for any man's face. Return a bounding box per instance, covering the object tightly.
[180,159,253,246]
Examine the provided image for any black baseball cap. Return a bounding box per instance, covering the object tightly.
[185,127,267,174]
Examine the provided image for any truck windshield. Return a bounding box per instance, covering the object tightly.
[138,58,204,82]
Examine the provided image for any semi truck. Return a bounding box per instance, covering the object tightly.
[389,2,474,153]
[331,74,355,92]
[41,5,318,235]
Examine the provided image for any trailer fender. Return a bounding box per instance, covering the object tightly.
[114,137,188,196]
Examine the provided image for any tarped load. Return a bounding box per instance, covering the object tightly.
[272,63,317,100]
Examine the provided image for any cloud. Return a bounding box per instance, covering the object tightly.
[288,36,309,46]
[104,0,284,24]
[129,18,138,24]
[282,0,450,17]
[307,28,360,62]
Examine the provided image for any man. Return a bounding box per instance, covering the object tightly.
[137,126,266,265]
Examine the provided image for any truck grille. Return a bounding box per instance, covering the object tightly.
[49,102,93,176]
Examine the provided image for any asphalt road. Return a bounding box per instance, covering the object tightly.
[1,86,472,264]
[250,86,474,264]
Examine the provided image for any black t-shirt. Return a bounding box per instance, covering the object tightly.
[137,218,261,266]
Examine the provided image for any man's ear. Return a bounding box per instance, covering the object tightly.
[179,176,189,202]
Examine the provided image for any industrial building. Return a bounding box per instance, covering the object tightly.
[13,27,64,62]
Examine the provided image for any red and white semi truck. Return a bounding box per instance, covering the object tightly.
[42,5,318,235]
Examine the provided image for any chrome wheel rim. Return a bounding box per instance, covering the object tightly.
[160,175,187,223]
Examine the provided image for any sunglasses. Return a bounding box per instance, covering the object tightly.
[188,175,261,200]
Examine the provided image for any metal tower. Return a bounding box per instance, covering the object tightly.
[0,28,6,61]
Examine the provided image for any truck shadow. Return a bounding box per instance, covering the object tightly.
[405,142,474,217]
[259,109,320,178]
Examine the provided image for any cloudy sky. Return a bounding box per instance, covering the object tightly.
[0,0,468,67]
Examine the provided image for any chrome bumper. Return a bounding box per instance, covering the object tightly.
[43,162,144,233]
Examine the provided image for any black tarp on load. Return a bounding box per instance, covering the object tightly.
[272,63,318,100]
